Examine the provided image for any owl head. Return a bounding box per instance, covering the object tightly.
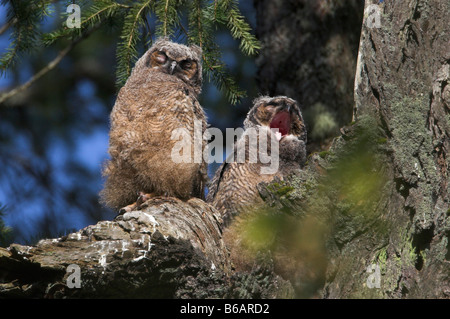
[135,38,203,93]
[244,96,307,142]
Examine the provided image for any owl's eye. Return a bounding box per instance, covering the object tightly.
[155,52,167,64]
[180,60,193,69]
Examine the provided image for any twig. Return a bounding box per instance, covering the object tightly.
[0,26,98,106]
[196,0,203,47]
[0,17,17,36]
[0,45,72,105]
[163,0,169,36]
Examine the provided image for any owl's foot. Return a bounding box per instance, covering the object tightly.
[118,192,154,215]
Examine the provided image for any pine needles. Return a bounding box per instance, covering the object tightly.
[0,0,50,76]
[116,1,153,87]
[0,0,260,104]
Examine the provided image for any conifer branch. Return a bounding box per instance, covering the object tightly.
[0,0,261,104]
[42,1,130,46]
[116,0,153,87]
[0,45,71,105]
[0,26,97,106]
[0,1,48,75]
[0,17,17,36]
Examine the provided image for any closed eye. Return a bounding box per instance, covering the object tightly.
[180,60,193,69]
[155,52,167,64]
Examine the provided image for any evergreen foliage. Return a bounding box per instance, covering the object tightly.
[0,1,50,75]
[1,0,260,104]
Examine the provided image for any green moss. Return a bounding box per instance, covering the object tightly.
[376,248,388,271]
[287,174,319,201]
[275,185,294,196]
[319,150,331,159]
[388,88,440,230]
[393,253,402,267]
[419,250,427,267]
[372,247,389,282]
[377,137,387,144]
[302,180,314,192]
[266,181,295,198]
[407,237,418,266]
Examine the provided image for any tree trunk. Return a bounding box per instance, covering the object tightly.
[323,0,450,298]
[254,0,450,298]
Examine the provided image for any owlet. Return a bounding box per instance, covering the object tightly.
[100,39,207,212]
[206,96,307,226]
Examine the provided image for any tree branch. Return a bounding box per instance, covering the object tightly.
[0,197,292,298]
[0,26,98,106]
[0,17,17,36]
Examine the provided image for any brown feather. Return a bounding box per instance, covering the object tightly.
[207,96,307,225]
[100,39,207,211]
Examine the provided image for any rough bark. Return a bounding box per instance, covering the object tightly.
[253,0,450,299]
[323,0,450,298]
[0,197,293,298]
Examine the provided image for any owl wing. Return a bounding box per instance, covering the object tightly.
[206,126,260,203]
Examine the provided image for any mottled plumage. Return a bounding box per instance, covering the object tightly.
[100,39,207,212]
[207,96,307,226]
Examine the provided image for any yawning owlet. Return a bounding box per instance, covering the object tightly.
[207,96,307,226]
[100,39,207,212]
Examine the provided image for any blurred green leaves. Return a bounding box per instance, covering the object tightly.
[229,116,391,297]
[304,102,339,140]
[326,120,388,218]
[0,1,50,76]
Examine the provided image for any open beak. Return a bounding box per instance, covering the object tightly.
[169,61,177,74]
[270,108,291,137]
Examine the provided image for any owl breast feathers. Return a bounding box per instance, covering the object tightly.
[100,39,207,211]
[207,96,307,226]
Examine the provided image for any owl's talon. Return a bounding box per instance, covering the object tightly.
[117,192,154,216]
[118,204,135,215]
[136,192,153,206]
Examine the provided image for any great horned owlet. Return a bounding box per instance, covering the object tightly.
[206,96,307,226]
[100,39,207,212]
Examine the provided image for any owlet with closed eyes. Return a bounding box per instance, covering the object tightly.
[100,39,207,212]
